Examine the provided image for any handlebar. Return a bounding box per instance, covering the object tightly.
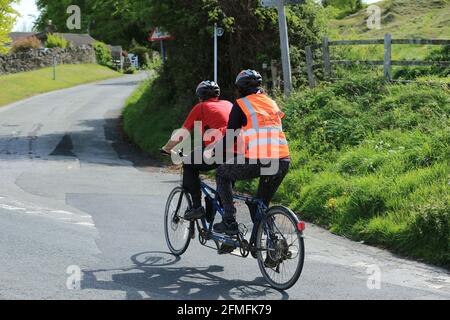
[160,148,171,156]
[160,148,186,158]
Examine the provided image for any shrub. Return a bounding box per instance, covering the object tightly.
[11,36,41,53]
[45,34,69,49]
[124,66,136,74]
[322,0,363,18]
[93,41,112,67]
[129,39,151,69]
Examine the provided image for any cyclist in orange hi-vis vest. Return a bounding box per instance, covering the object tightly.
[213,70,291,237]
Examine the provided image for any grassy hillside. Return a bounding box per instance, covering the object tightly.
[123,75,186,158]
[242,76,450,267]
[0,64,122,107]
[123,74,450,267]
[327,0,449,60]
[330,0,450,40]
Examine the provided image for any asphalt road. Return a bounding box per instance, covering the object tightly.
[0,73,449,300]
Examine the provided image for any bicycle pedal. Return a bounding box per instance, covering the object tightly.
[217,244,236,255]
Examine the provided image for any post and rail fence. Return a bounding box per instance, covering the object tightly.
[305,34,450,88]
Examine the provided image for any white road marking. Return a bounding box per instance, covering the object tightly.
[0,196,95,229]
[0,204,26,211]
[74,222,95,227]
[51,210,74,215]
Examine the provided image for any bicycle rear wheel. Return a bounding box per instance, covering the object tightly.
[164,186,193,256]
[256,206,305,290]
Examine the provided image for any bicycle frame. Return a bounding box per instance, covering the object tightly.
[165,165,306,290]
[196,181,270,250]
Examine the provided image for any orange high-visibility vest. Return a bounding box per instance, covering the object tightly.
[236,93,290,159]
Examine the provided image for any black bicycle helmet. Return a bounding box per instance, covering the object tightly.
[195,80,220,100]
[235,69,263,89]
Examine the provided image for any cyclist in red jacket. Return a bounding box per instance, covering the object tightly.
[161,81,232,220]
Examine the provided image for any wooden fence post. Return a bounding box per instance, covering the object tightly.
[306,45,316,88]
[271,59,279,90]
[384,33,392,81]
[322,37,331,80]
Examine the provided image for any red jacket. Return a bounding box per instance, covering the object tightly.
[183,98,232,146]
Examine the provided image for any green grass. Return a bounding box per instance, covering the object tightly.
[122,74,186,159]
[329,0,450,41]
[276,76,450,267]
[326,0,450,78]
[121,1,450,267]
[0,64,122,107]
[236,76,449,267]
[123,72,450,267]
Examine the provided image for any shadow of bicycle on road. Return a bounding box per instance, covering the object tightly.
[81,251,289,300]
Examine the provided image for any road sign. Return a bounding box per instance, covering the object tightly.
[148,28,174,41]
[261,0,278,7]
[216,27,224,37]
[261,0,304,8]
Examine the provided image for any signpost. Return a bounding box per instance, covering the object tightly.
[148,28,175,64]
[52,56,56,80]
[261,0,304,96]
[214,24,224,83]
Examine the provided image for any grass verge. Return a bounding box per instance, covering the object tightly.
[275,76,449,267]
[0,64,122,107]
[123,72,449,267]
[122,74,187,159]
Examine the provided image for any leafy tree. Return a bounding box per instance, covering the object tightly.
[35,0,91,33]
[0,0,18,54]
[322,0,363,14]
[35,0,148,48]
[139,0,325,102]
[36,0,325,93]
[35,0,325,109]
[93,41,112,67]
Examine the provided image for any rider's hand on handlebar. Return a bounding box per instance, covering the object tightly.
[160,146,171,156]
[203,148,214,160]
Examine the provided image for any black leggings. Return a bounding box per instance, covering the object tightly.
[216,158,290,222]
[182,151,217,208]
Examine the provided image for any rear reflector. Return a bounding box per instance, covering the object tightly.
[297,221,306,231]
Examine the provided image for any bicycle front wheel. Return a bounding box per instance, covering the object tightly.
[164,186,193,256]
[256,206,305,290]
